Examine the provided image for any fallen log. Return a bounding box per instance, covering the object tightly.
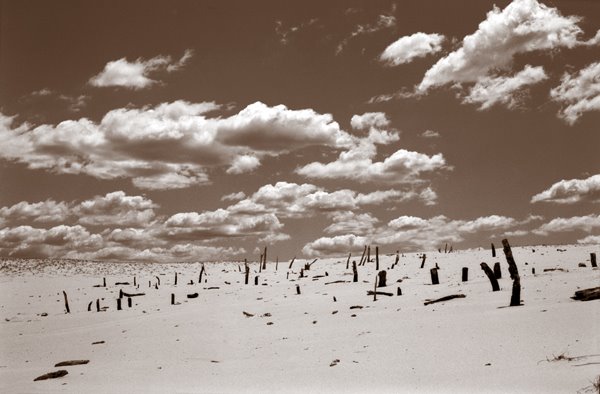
[187,293,199,298]
[571,287,600,301]
[367,290,394,297]
[122,291,145,297]
[55,360,89,367]
[325,280,348,285]
[34,370,68,381]
[424,294,466,306]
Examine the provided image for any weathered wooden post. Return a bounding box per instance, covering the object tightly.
[430,268,439,285]
[296,284,301,295]
[359,245,367,265]
[133,276,136,286]
[244,259,249,285]
[462,267,468,282]
[62,291,70,314]
[300,268,304,278]
[148,280,151,288]
[199,264,205,283]
[127,297,132,308]
[394,251,399,268]
[444,243,448,254]
[397,287,402,296]
[103,277,106,287]
[502,238,521,306]
[259,254,263,273]
[117,298,122,311]
[119,289,123,299]
[377,270,387,287]
[532,267,535,275]
[174,272,178,285]
[262,246,267,270]
[480,262,500,291]
[493,262,502,279]
[96,299,100,312]
[275,256,279,271]
[591,253,597,268]
[367,245,371,263]
[87,301,92,311]
[155,276,161,286]
[352,261,358,282]
[491,243,496,258]
[288,257,296,269]
[254,276,259,285]
[420,254,426,269]
[375,246,379,270]
[346,253,351,270]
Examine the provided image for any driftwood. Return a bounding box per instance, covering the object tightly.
[424,294,466,306]
[367,290,394,297]
[243,311,254,317]
[34,370,68,381]
[571,287,600,301]
[55,360,89,367]
[502,238,521,306]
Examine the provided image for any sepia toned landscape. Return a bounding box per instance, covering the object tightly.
[1,0,599,392]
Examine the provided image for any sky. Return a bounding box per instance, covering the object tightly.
[0,0,599,263]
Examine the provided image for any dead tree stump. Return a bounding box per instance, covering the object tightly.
[244,261,250,285]
[377,270,387,287]
[352,261,358,282]
[103,277,106,287]
[62,291,70,314]
[87,301,92,311]
[127,297,132,308]
[346,253,351,270]
[462,267,468,282]
[199,265,205,283]
[174,272,178,285]
[480,263,500,291]
[358,245,367,266]
[96,299,100,312]
[420,254,426,269]
[288,257,296,269]
[296,284,300,295]
[502,238,521,306]
[254,276,259,285]
[491,243,496,257]
[493,262,502,279]
[367,246,371,263]
[171,293,175,305]
[591,253,597,268]
[430,268,439,285]
[397,287,402,296]
[117,298,122,310]
[375,246,379,270]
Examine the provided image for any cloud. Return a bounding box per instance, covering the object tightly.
[380,32,445,66]
[336,7,396,55]
[258,232,291,244]
[75,191,158,227]
[302,234,368,256]
[323,211,378,235]
[297,112,449,184]
[534,214,600,235]
[221,191,246,202]
[577,235,600,245]
[275,18,318,45]
[531,174,600,204]
[226,155,261,174]
[0,200,70,226]
[417,0,586,92]
[420,130,440,138]
[0,101,354,190]
[462,65,548,110]
[550,61,600,125]
[303,214,540,256]
[88,49,193,89]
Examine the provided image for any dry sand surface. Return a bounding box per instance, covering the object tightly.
[1,244,599,393]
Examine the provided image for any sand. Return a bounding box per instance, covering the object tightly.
[1,244,599,393]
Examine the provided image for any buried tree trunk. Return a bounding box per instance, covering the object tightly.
[502,238,521,306]
[480,263,500,291]
[430,268,439,285]
[377,270,387,287]
[493,262,502,279]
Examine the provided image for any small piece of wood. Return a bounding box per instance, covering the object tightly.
[571,286,600,301]
[122,291,145,297]
[367,290,393,297]
[55,360,89,367]
[34,370,68,381]
[397,287,402,296]
[87,301,92,312]
[115,282,130,286]
[480,263,500,291]
[424,294,466,306]
[187,293,199,299]
[296,284,301,295]
[254,276,259,285]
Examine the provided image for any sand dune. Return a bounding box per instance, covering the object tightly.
[1,244,599,393]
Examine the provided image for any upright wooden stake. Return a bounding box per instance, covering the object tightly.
[259,254,262,273]
[103,277,106,287]
[62,291,70,314]
[491,243,496,258]
[373,275,377,301]
[493,262,502,279]
[199,264,205,283]
[254,276,259,285]
[352,261,358,283]
[262,246,267,270]
[87,301,92,312]
[397,287,402,296]
[359,245,367,265]
[117,298,122,311]
[96,299,100,312]
[375,246,379,270]
[296,284,301,295]
[502,238,521,306]
[127,297,132,308]
[480,263,500,291]
[244,259,249,285]
[276,256,279,271]
[444,243,448,254]
[394,251,399,268]
[171,293,175,305]
[462,267,468,282]
[288,257,296,269]
[420,254,427,269]
[591,253,597,268]
[430,268,439,285]
[346,253,351,270]
[174,272,178,285]
[133,276,136,286]
[367,246,371,263]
